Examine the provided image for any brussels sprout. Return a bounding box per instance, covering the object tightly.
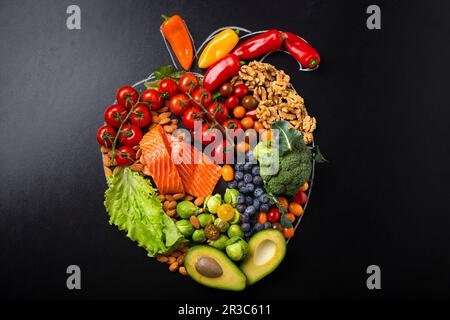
[192,229,206,243]
[225,238,249,261]
[214,218,230,233]
[229,209,240,224]
[227,224,244,238]
[197,213,214,227]
[204,224,221,240]
[204,194,222,214]
[175,219,194,237]
[207,234,229,250]
[176,201,199,219]
[224,188,240,206]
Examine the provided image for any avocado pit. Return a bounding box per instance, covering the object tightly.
[195,256,223,278]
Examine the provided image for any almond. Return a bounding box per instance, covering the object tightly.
[159,106,169,113]
[159,194,166,201]
[136,149,142,159]
[166,209,177,217]
[100,146,110,154]
[103,155,111,167]
[159,117,171,125]
[167,200,177,210]
[194,197,205,207]
[177,255,184,265]
[171,119,179,125]
[190,215,200,229]
[156,255,169,263]
[173,193,185,200]
[163,125,176,133]
[172,251,182,258]
[159,111,172,119]
[169,262,179,272]
[130,163,144,172]
[167,256,176,264]
[180,246,189,253]
[163,200,170,211]
[183,195,194,201]
[178,266,187,276]
[165,194,174,201]
[151,115,160,123]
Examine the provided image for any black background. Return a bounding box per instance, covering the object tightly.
[1,0,450,300]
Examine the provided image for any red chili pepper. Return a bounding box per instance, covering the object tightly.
[203,54,241,92]
[232,29,284,60]
[281,32,320,69]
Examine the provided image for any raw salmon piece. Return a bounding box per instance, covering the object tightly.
[139,125,185,194]
[171,139,221,198]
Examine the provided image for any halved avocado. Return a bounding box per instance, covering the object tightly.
[240,229,286,285]
[184,245,246,291]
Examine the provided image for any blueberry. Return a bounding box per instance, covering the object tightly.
[252,199,260,211]
[237,180,246,189]
[254,187,264,198]
[243,162,253,172]
[228,180,238,189]
[245,196,253,206]
[253,223,264,232]
[241,223,250,232]
[244,231,253,238]
[236,194,245,204]
[260,203,270,212]
[239,186,248,194]
[259,194,270,204]
[251,166,260,176]
[235,171,244,181]
[264,222,272,229]
[234,164,244,171]
[236,204,246,213]
[243,173,253,183]
[240,214,249,223]
[245,205,256,216]
[253,175,263,186]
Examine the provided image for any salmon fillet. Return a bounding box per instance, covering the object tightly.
[171,139,221,198]
[139,125,185,194]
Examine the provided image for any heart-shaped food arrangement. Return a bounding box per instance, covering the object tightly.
[96,14,325,291]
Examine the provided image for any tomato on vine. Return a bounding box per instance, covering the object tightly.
[104,104,127,128]
[118,124,143,147]
[178,73,199,94]
[115,146,136,166]
[116,86,139,109]
[191,88,212,108]
[182,107,204,130]
[140,89,164,111]
[206,102,228,123]
[96,125,116,147]
[169,93,191,116]
[129,104,152,127]
[158,78,178,98]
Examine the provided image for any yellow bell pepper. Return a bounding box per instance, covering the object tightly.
[198,29,239,69]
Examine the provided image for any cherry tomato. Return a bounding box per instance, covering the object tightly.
[129,104,152,127]
[288,202,304,217]
[178,73,199,94]
[158,78,178,98]
[212,140,234,164]
[96,125,116,147]
[169,93,191,116]
[191,88,212,108]
[182,107,204,130]
[220,82,233,97]
[232,106,246,119]
[283,227,295,239]
[278,196,289,210]
[233,84,248,98]
[206,102,228,123]
[293,190,308,205]
[104,104,127,128]
[222,119,244,138]
[299,182,309,192]
[198,123,221,145]
[257,212,267,224]
[253,121,264,132]
[140,89,164,111]
[116,86,139,108]
[267,208,281,223]
[285,213,296,223]
[236,141,249,153]
[240,116,254,130]
[221,164,234,182]
[242,95,257,109]
[118,124,143,147]
[115,146,136,166]
[225,95,239,110]
[272,222,283,232]
[245,109,257,119]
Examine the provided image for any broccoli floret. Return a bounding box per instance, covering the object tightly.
[261,148,312,196]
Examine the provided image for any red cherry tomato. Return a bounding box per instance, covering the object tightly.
[267,208,281,223]
[129,104,152,127]
[198,123,221,145]
[96,125,116,147]
[233,84,248,98]
[222,119,243,134]
[182,107,204,130]
[212,140,234,164]
[104,104,127,128]
[169,93,191,116]
[158,78,178,98]
[115,146,136,166]
[293,190,308,205]
[206,102,228,123]
[140,89,164,111]
[118,124,143,147]
[116,86,139,109]
[178,73,199,94]
[225,95,239,110]
[191,88,212,108]
[220,82,234,97]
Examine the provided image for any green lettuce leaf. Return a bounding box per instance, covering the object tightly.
[104,167,185,257]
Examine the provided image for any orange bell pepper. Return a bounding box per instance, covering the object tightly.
[198,29,239,69]
[160,15,193,71]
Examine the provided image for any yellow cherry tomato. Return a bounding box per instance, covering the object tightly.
[221,164,234,182]
[253,121,264,132]
[241,116,254,130]
[299,182,309,192]
[288,202,304,217]
[233,106,246,119]
[217,204,235,222]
